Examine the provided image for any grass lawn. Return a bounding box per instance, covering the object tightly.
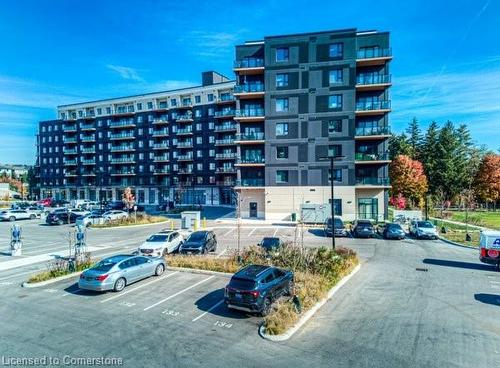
[432,219,481,247]
[92,214,168,228]
[433,210,500,230]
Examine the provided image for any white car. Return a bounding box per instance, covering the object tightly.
[138,231,184,256]
[103,210,129,221]
[70,208,90,217]
[76,214,107,227]
[410,220,438,239]
[0,209,36,221]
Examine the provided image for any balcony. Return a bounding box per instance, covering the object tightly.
[153,143,169,150]
[81,159,96,165]
[63,137,77,144]
[81,135,96,142]
[234,58,265,75]
[81,147,96,154]
[154,155,170,162]
[111,170,136,176]
[65,171,77,177]
[63,159,77,166]
[110,157,135,164]
[215,167,236,174]
[63,148,78,155]
[153,117,169,125]
[63,125,77,132]
[355,100,391,116]
[82,172,96,177]
[356,177,390,187]
[236,178,265,187]
[109,120,136,128]
[110,145,135,152]
[355,126,391,140]
[214,124,237,132]
[82,112,96,120]
[176,127,193,135]
[152,129,169,137]
[176,141,193,148]
[153,167,170,175]
[233,83,265,99]
[216,95,235,104]
[216,180,236,187]
[235,156,265,166]
[80,123,96,131]
[176,114,193,122]
[178,168,194,175]
[235,132,265,144]
[215,153,237,160]
[110,133,135,140]
[355,152,391,164]
[215,138,235,146]
[234,108,265,122]
[178,101,193,109]
[356,48,393,66]
[356,74,392,91]
[214,109,236,118]
[177,154,193,161]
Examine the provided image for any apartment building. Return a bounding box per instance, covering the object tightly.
[35,28,392,221]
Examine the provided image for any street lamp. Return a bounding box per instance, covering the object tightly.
[319,155,346,250]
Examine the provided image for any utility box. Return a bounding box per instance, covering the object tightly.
[300,204,330,224]
[181,211,201,230]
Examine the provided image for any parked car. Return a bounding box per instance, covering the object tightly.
[51,199,70,208]
[410,220,438,239]
[37,198,53,207]
[224,264,294,316]
[324,216,348,237]
[70,208,90,218]
[0,209,36,221]
[352,219,375,238]
[105,201,126,211]
[179,230,217,254]
[103,210,129,221]
[258,237,283,253]
[138,231,184,256]
[78,254,166,292]
[378,222,406,240]
[76,214,107,227]
[45,209,79,225]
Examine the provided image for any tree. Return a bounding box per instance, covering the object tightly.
[388,133,412,160]
[389,155,429,208]
[420,121,440,193]
[405,117,422,159]
[474,154,500,208]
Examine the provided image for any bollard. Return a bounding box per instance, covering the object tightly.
[170,220,174,231]
[193,219,198,231]
[202,217,207,229]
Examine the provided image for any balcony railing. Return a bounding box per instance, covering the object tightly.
[110,157,135,164]
[355,152,390,161]
[109,120,135,128]
[65,171,77,176]
[63,148,78,154]
[82,172,96,176]
[357,48,392,59]
[81,135,95,142]
[177,154,193,161]
[236,132,264,141]
[176,127,193,135]
[63,137,77,144]
[80,123,96,130]
[355,100,391,111]
[356,74,391,85]
[110,145,135,152]
[152,129,169,136]
[176,114,193,121]
[81,159,96,165]
[214,124,237,132]
[235,108,265,118]
[217,95,235,103]
[216,167,236,173]
[237,178,265,187]
[216,180,236,186]
[215,109,236,117]
[110,133,135,139]
[81,148,96,154]
[355,126,390,136]
[356,177,390,186]
[234,83,265,93]
[238,156,265,164]
[215,138,235,145]
[154,168,170,174]
[153,143,169,149]
[112,170,136,175]
[178,168,194,174]
[154,155,170,162]
[153,118,169,124]
[234,58,264,68]
[63,125,77,132]
[176,141,193,148]
[215,153,237,159]
[63,159,77,165]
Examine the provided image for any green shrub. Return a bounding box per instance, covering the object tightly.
[92,214,167,228]
[28,253,94,283]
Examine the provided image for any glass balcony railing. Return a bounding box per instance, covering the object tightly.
[63,148,78,154]
[110,133,135,139]
[238,156,265,164]
[356,177,390,186]
[81,135,95,142]
[177,154,193,161]
[355,152,390,161]
[110,145,135,152]
[81,159,96,165]
[63,137,77,143]
[155,167,170,174]
[110,157,135,164]
[237,132,264,141]
[356,74,391,85]
[153,118,169,124]
[176,114,193,121]
[237,178,265,187]
[355,126,390,136]
[214,124,237,132]
[215,138,235,145]
[152,129,169,136]
[154,155,170,162]
[63,159,77,165]
[178,168,194,174]
[216,167,236,173]
[80,123,96,130]
[215,153,237,159]
[63,125,77,132]
[112,170,135,175]
[234,58,264,68]
[153,143,169,149]
[176,127,193,134]
[81,148,96,154]
[217,95,235,102]
[355,100,391,111]
[215,109,236,117]
[176,141,193,148]
[109,120,135,128]
[65,171,77,176]
[357,48,392,59]
[234,83,265,93]
[235,108,265,118]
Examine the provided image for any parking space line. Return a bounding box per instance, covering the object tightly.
[101,271,179,303]
[248,228,257,237]
[273,228,279,237]
[223,228,235,237]
[192,299,224,322]
[143,276,215,311]
[0,269,38,282]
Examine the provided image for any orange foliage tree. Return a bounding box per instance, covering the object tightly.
[389,155,428,208]
[474,154,500,206]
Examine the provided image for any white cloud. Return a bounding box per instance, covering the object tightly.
[106,64,144,82]
[178,30,246,59]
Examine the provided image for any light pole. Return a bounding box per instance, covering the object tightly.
[319,155,345,250]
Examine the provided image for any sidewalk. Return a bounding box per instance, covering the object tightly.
[429,217,489,231]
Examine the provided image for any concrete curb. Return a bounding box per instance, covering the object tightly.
[438,237,478,250]
[166,266,233,278]
[90,219,171,230]
[22,271,80,288]
[259,263,361,342]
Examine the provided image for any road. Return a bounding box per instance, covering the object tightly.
[0,222,498,367]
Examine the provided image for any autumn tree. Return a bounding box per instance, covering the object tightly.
[389,155,429,208]
[474,154,500,209]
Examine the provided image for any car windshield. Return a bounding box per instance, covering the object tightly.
[261,238,280,249]
[417,221,433,228]
[229,277,256,290]
[147,235,168,242]
[188,232,206,242]
[357,222,372,229]
[388,224,402,231]
[91,260,117,272]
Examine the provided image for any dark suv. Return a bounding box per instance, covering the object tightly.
[46,209,79,225]
[352,219,375,238]
[179,230,217,254]
[224,264,294,316]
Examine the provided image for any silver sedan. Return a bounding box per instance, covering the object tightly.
[78,254,166,292]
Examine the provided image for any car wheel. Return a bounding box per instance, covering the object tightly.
[57,219,63,226]
[9,216,15,222]
[261,297,272,316]
[113,278,126,292]
[155,264,165,276]
[29,214,36,220]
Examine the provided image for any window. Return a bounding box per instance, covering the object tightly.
[147,102,153,109]
[328,95,343,109]
[208,122,214,129]
[170,99,177,107]
[329,69,343,84]
[106,107,111,115]
[328,120,342,135]
[276,98,289,112]
[197,163,203,171]
[195,96,201,103]
[137,103,142,111]
[328,145,342,158]
[207,94,214,102]
[96,108,102,115]
[208,107,214,116]
[276,47,289,62]
[195,110,201,118]
[276,123,289,136]
[137,116,143,123]
[276,146,288,159]
[276,170,289,183]
[196,137,202,144]
[329,43,343,58]
[276,73,289,87]
[329,168,342,182]
[197,150,203,158]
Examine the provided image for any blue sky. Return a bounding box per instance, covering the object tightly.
[1,0,499,164]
